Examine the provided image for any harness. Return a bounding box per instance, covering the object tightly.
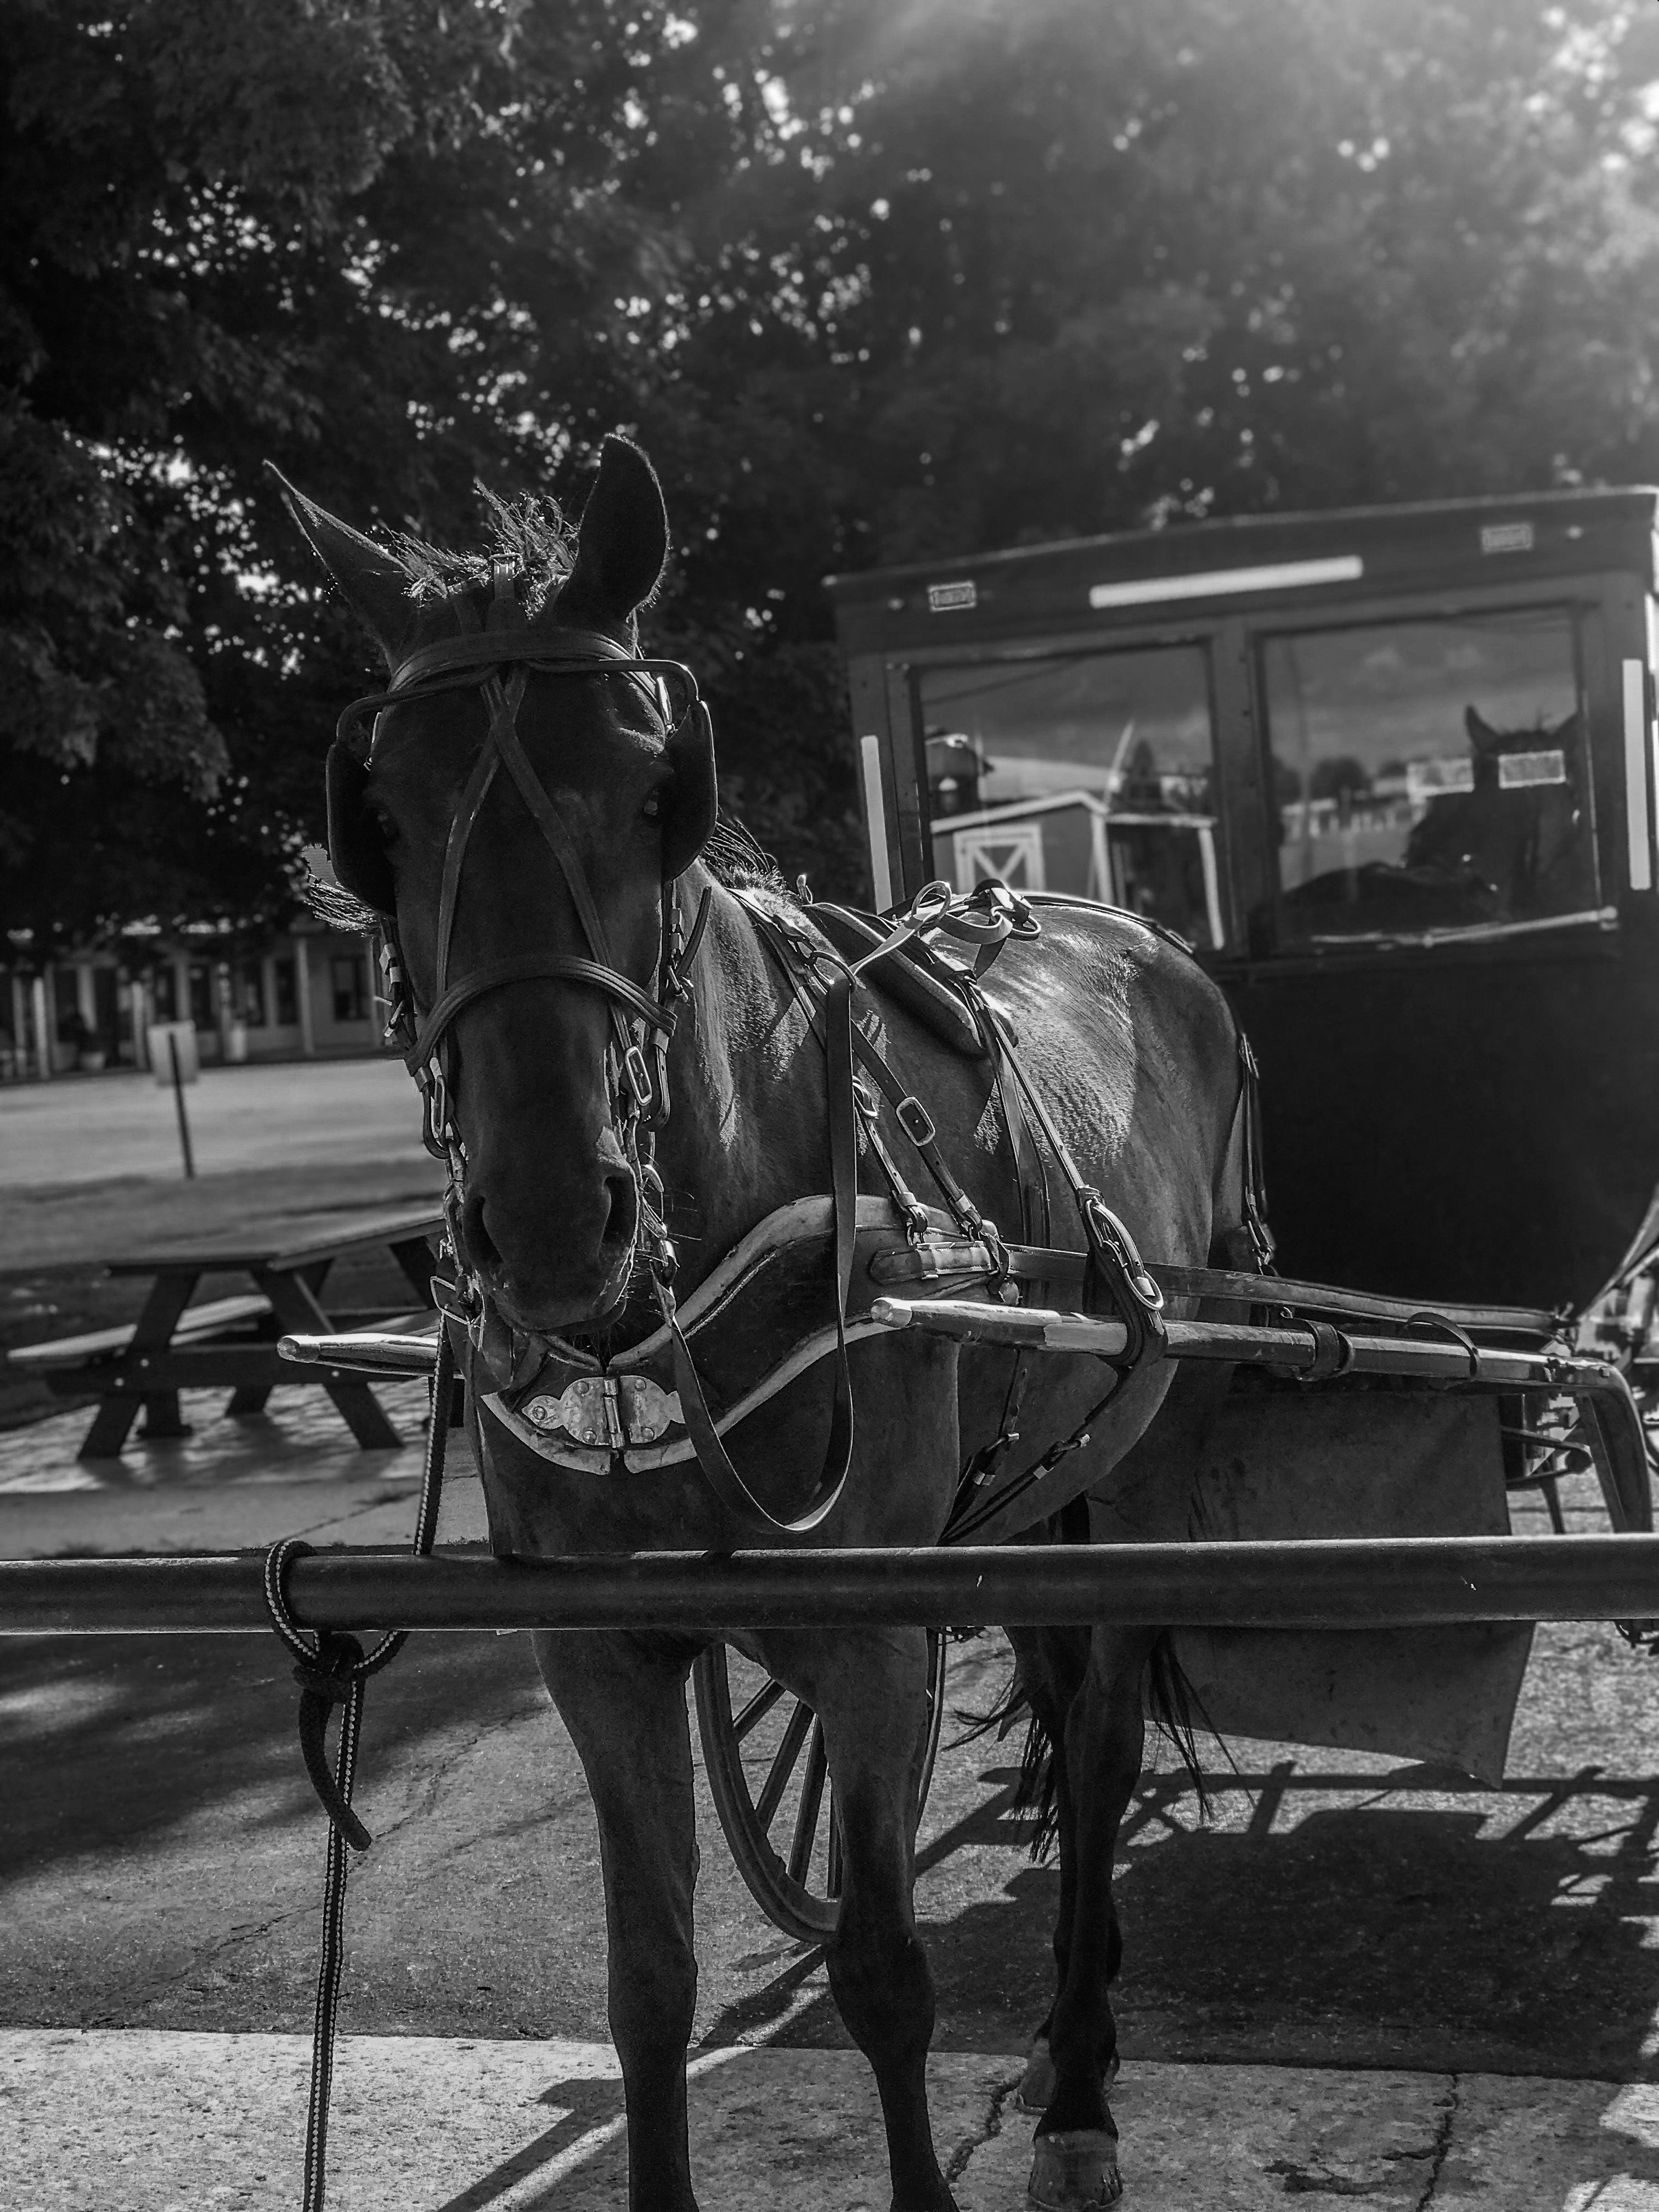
[335,563,704,1183]
[330,570,1253,1543]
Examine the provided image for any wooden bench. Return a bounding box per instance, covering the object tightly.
[7,1208,443,1460]
[8,1294,274,1372]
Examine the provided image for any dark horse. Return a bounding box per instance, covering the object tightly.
[280,437,1256,2211]
[1282,705,1589,935]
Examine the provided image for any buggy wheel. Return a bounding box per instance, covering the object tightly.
[692,1632,949,1944]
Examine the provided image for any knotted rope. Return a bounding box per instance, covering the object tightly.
[263,1323,456,2211]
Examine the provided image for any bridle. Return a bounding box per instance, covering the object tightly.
[331,562,712,1343]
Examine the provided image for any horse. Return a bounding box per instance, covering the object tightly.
[1280,705,1588,935]
[277,434,1257,2212]
[1403,704,1587,917]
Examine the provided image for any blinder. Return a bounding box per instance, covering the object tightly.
[661,699,718,880]
[324,739,397,915]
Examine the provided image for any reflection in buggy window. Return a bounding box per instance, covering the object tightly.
[918,644,1223,947]
[1263,611,1596,944]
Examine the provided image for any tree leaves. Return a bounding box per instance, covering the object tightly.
[7,0,1659,949]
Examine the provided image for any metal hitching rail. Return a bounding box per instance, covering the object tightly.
[5,1536,1659,1639]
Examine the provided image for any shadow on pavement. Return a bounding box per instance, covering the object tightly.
[737,1759,1659,2080]
[0,1630,539,1876]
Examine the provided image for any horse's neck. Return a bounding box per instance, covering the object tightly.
[653,871,831,1283]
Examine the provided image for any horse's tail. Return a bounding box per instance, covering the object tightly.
[1003,1497,1218,1854]
[1007,1630,1214,1860]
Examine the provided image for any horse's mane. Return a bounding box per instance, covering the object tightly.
[386,490,577,616]
[301,492,800,918]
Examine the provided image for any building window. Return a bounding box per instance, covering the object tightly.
[331,953,367,1024]
[189,963,216,1030]
[236,958,267,1026]
[152,964,178,1022]
[273,957,297,1028]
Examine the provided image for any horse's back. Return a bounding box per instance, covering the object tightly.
[981,899,1241,1229]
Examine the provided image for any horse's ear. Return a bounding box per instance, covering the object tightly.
[1465,706,1502,756]
[266,462,414,669]
[559,436,669,632]
[326,741,398,912]
[662,702,717,878]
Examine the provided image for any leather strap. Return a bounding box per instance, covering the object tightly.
[849,1025,986,1242]
[662,969,861,1536]
[975,1001,1165,1362]
[412,952,673,1069]
[432,737,500,1009]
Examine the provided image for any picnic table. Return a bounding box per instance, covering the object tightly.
[10,1207,443,1460]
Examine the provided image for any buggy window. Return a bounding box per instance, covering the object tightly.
[917,643,1223,948]
[1261,610,1598,945]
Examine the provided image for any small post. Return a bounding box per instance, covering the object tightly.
[168,1031,195,1180]
[860,735,894,912]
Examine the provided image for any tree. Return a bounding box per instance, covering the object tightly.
[0,0,795,945]
[9,0,1659,939]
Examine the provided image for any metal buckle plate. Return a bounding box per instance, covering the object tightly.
[520,1373,682,1448]
[622,1043,654,1112]
[895,1095,936,1148]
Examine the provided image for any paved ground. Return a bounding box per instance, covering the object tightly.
[14,2034,1659,2210]
[5,1378,1659,2203]
[0,1055,443,1432]
[0,1056,420,1191]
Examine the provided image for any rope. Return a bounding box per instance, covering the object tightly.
[263,1322,456,2211]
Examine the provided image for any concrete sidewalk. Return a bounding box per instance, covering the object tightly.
[8,2029,1659,2210]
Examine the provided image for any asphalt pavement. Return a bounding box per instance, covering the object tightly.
[7,1384,1659,2205]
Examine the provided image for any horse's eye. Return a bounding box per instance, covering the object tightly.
[642,793,662,822]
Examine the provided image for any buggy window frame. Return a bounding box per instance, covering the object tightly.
[1244,591,1612,965]
[896,623,1231,947]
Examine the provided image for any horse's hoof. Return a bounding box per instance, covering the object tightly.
[1015,2040,1121,2114]
[1028,2129,1122,2211]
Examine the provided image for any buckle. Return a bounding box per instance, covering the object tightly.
[417,1054,454,1164]
[1082,1193,1165,1316]
[621,1043,654,1112]
[895,1095,936,1148]
[906,880,955,931]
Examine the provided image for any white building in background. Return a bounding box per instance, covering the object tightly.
[0,917,390,1080]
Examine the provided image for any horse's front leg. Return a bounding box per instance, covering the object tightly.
[756,1624,956,2212]
[533,1628,703,2212]
[1030,1624,1156,2212]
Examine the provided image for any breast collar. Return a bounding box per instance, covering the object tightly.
[342,562,712,1337]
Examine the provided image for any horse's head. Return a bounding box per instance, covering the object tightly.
[276,437,716,1339]
[1405,704,1585,917]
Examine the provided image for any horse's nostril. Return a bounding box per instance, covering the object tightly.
[603,1172,638,1249]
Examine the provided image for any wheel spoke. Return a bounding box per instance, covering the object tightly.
[827,1797,843,1899]
[754,1699,814,1833]
[732,1676,787,1742]
[787,1722,828,1887]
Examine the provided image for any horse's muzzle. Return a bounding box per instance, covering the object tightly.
[459,1172,639,1334]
